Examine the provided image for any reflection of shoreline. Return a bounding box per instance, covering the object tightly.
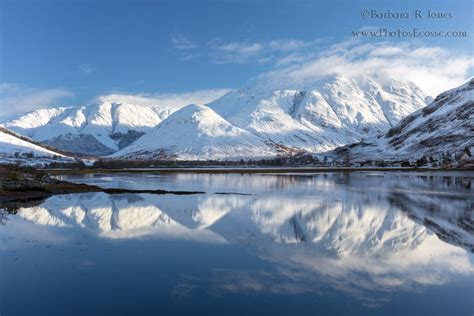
[48,168,474,175]
[4,172,474,307]
[0,165,206,207]
[7,172,474,250]
[388,191,474,252]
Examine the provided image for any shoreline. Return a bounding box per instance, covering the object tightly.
[0,182,204,204]
[44,166,474,175]
[1,166,472,207]
[0,166,205,206]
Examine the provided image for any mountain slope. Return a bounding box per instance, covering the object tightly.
[208,75,429,153]
[332,78,474,161]
[3,75,430,159]
[111,104,278,160]
[3,102,175,155]
[0,127,72,165]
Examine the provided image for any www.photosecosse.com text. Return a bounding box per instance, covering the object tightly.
[352,28,468,38]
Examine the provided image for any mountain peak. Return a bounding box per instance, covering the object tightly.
[111,104,277,160]
[208,75,429,154]
[332,79,474,161]
[2,101,175,155]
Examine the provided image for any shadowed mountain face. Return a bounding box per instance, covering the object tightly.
[2,102,175,156]
[0,127,73,165]
[333,79,474,161]
[3,171,473,310]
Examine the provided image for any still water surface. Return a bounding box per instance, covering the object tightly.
[1,171,473,315]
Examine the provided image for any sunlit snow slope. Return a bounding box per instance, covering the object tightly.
[111,104,279,160]
[0,127,72,165]
[332,78,474,161]
[3,102,175,155]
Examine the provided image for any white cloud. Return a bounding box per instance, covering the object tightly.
[275,53,313,67]
[0,83,73,119]
[171,35,197,50]
[208,40,264,64]
[368,46,404,57]
[0,84,229,120]
[97,88,231,108]
[216,42,263,54]
[172,37,321,65]
[268,39,317,52]
[258,41,474,95]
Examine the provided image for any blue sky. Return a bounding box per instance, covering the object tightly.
[0,0,472,118]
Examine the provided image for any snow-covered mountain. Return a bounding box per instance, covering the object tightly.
[111,104,280,160]
[2,74,432,160]
[2,102,175,155]
[208,75,429,153]
[0,127,72,165]
[112,75,429,160]
[332,78,474,161]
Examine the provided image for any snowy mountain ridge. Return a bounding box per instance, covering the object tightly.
[3,102,176,155]
[2,74,438,160]
[331,78,474,161]
[110,104,281,160]
[112,74,431,160]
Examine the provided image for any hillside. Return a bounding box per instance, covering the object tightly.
[331,78,474,163]
[0,127,73,165]
[208,75,429,153]
[3,102,175,155]
[111,104,280,160]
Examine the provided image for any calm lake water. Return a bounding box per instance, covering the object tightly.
[1,171,473,315]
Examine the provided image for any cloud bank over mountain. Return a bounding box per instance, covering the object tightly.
[256,41,474,95]
[0,84,74,119]
[96,89,230,109]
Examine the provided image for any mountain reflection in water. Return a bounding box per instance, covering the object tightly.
[1,171,473,315]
